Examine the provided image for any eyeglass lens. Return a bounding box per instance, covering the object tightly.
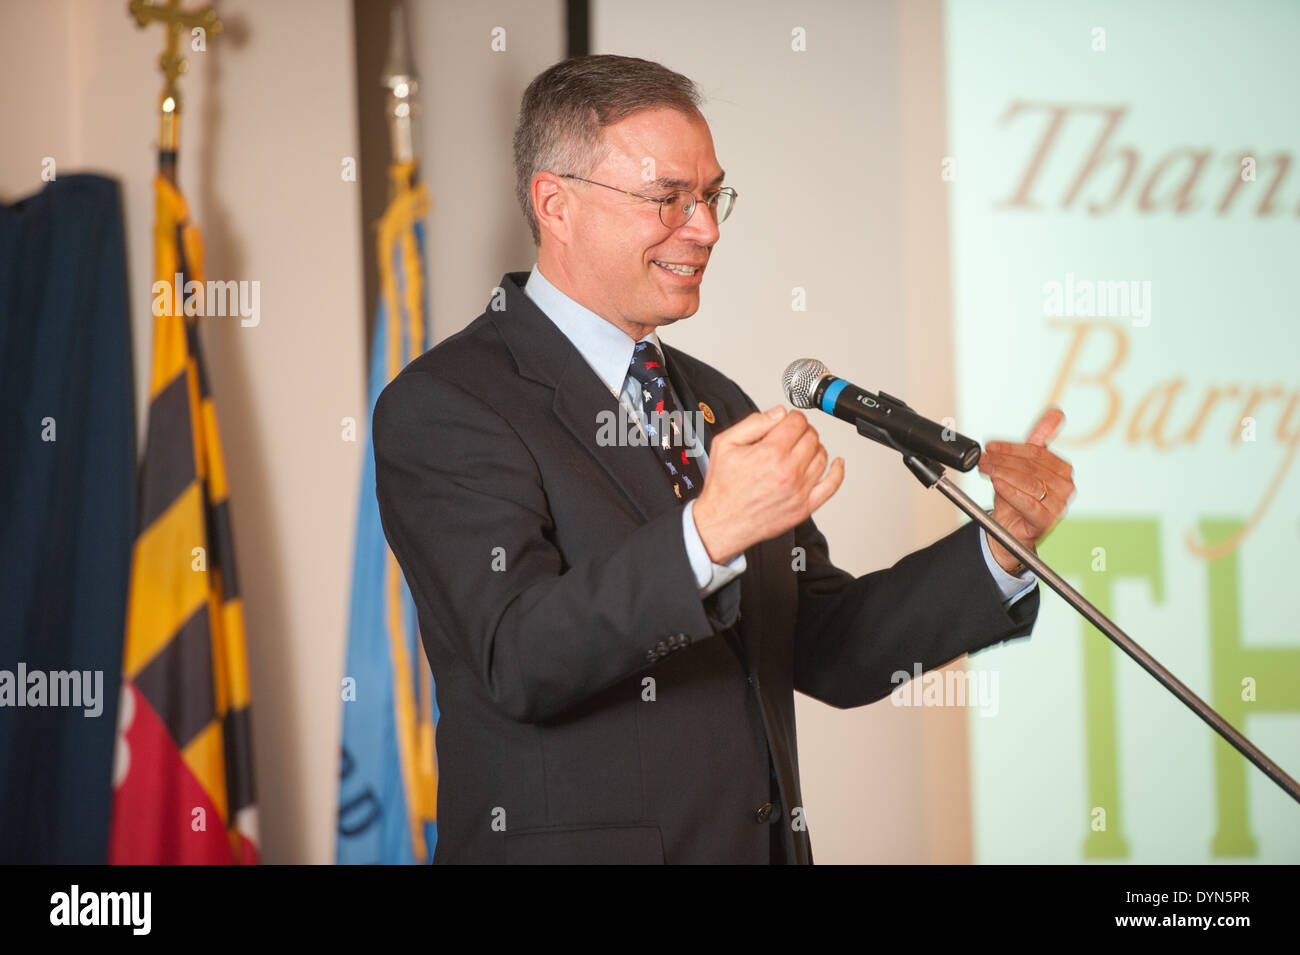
[660,190,735,228]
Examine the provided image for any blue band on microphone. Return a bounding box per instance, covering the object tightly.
[820,378,847,415]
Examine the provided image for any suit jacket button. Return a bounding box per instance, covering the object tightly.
[755,802,773,823]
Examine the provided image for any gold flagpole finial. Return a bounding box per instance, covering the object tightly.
[381,2,419,168]
[129,0,223,180]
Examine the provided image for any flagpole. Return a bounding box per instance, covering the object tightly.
[382,2,418,171]
[383,0,442,855]
[128,0,224,184]
[336,0,440,863]
[114,0,259,865]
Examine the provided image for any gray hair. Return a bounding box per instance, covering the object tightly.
[512,54,704,245]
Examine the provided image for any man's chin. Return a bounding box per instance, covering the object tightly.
[656,287,701,318]
[659,302,700,325]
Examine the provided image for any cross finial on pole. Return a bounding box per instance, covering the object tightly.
[129,0,222,178]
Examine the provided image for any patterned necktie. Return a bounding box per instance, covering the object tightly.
[627,340,705,503]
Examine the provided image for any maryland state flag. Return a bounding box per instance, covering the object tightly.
[337,161,438,864]
[109,176,258,864]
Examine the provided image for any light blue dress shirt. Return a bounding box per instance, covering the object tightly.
[522,264,1036,608]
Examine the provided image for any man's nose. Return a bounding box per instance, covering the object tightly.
[678,198,721,245]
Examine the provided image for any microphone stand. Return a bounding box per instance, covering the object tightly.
[857,417,1300,806]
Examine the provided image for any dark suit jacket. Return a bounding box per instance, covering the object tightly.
[371,271,1039,864]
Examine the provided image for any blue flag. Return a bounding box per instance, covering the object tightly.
[337,164,437,864]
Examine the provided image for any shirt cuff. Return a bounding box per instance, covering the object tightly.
[682,499,747,597]
[980,525,1037,608]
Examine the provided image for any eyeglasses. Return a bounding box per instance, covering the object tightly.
[559,174,738,229]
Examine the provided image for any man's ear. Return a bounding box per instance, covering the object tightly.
[532,171,571,244]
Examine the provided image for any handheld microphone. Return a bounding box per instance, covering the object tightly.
[781,358,981,471]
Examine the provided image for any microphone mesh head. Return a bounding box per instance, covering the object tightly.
[782,358,829,408]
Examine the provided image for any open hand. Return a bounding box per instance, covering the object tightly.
[976,408,1075,573]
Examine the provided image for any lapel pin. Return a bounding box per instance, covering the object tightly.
[698,401,715,424]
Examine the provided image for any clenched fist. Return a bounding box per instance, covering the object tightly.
[692,406,845,563]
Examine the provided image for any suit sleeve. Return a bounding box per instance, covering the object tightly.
[789,514,1039,708]
[728,388,1038,708]
[372,369,728,724]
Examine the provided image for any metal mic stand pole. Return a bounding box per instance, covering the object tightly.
[862,420,1300,806]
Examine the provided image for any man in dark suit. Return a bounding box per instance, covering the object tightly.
[372,55,1075,864]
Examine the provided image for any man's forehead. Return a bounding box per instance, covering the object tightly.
[598,110,724,187]
[642,169,727,190]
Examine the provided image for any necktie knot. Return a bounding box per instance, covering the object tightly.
[628,340,668,391]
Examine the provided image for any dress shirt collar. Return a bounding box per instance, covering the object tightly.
[523,263,664,395]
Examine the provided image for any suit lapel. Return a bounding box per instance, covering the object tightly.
[660,344,762,676]
[552,348,683,522]
[489,272,761,671]
[490,272,681,524]
[658,343,717,457]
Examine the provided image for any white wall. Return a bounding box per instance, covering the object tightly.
[405,1,565,341]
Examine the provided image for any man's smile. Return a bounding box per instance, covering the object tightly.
[651,259,706,283]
